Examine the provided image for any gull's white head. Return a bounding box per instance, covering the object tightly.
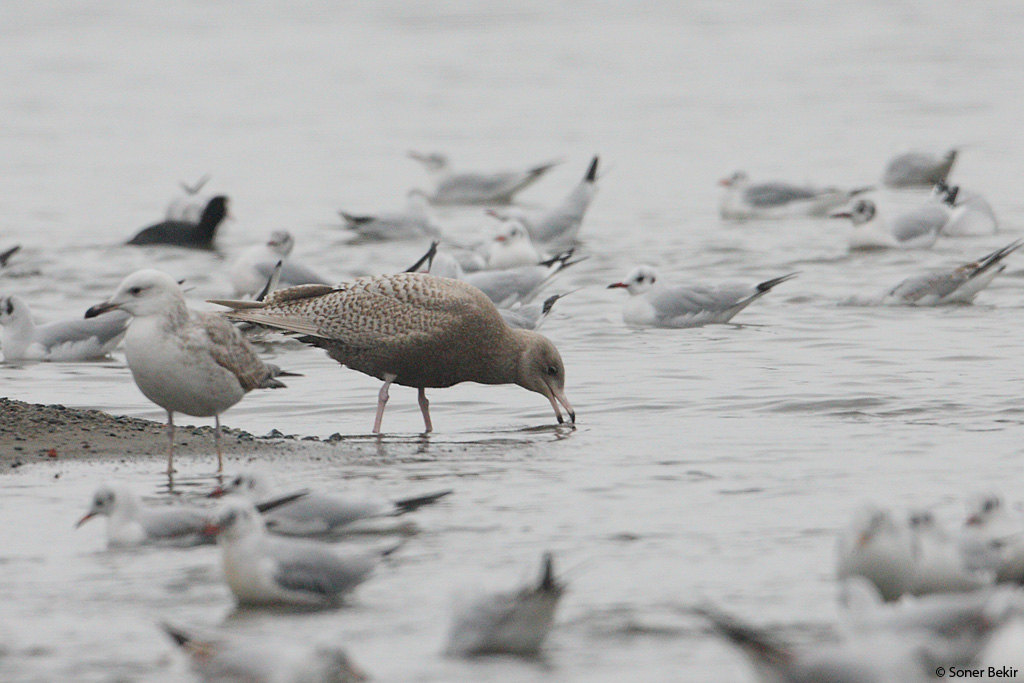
[0,294,30,327]
[495,220,530,245]
[76,483,141,527]
[718,170,748,188]
[607,265,660,296]
[831,199,877,226]
[266,231,295,258]
[211,471,274,502]
[965,493,1004,527]
[205,497,265,543]
[849,506,905,547]
[86,269,185,319]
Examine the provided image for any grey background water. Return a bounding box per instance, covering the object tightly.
[3,1,1024,680]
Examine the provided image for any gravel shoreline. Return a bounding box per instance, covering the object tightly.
[0,397,347,470]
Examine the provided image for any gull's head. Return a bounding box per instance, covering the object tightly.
[266,230,295,258]
[0,294,29,326]
[516,332,574,426]
[204,497,264,542]
[86,269,185,319]
[965,493,1003,527]
[408,151,448,172]
[851,506,902,548]
[719,170,748,188]
[830,199,876,225]
[495,220,530,245]
[209,471,273,501]
[76,484,139,527]
[907,509,937,532]
[607,265,659,296]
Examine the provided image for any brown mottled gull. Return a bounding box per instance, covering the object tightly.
[210,272,575,433]
[86,269,287,473]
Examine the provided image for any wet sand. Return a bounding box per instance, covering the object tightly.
[0,397,348,469]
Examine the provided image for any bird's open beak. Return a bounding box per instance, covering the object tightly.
[607,282,628,289]
[75,512,95,528]
[84,301,119,319]
[829,211,852,219]
[548,388,576,425]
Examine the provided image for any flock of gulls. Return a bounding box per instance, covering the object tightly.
[3,146,1024,682]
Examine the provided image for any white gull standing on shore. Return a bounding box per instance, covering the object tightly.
[86,269,289,473]
[0,294,129,362]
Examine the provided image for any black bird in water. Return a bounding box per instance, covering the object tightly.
[127,195,230,249]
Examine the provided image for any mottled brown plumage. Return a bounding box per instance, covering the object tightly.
[212,273,574,432]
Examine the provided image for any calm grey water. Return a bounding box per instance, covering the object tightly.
[3,1,1024,681]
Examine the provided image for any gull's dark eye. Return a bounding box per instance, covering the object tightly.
[128,286,143,296]
[232,476,242,487]
[546,364,558,376]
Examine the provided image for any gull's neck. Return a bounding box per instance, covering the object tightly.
[1,312,34,357]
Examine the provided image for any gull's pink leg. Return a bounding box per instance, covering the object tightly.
[373,374,397,433]
[166,410,176,474]
[215,414,223,473]
[418,387,433,433]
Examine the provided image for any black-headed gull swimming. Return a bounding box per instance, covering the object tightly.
[836,506,916,602]
[882,149,958,189]
[128,195,231,249]
[76,483,212,548]
[229,230,331,298]
[162,622,368,683]
[906,510,994,595]
[845,240,1023,306]
[830,198,950,250]
[339,190,441,241]
[932,181,998,236]
[0,294,129,362]
[85,269,290,474]
[210,471,452,537]
[964,493,1024,583]
[718,170,873,220]
[487,155,600,248]
[607,266,796,328]
[204,497,385,607]
[445,553,564,657]
[484,219,542,270]
[408,151,560,205]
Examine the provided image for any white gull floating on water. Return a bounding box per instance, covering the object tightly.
[76,483,211,549]
[487,155,600,248]
[607,265,796,328]
[0,294,129,362]
[229,230,331,298]
[932,181,999,236]
[882,148,958,189]
[339,189,442,241]
[445,553,565,657]
[204,497,386,607]
[86,269,289,474]
[408,151,560,205]
[718,170,873,220]
[830,197,950,251]
[843,240,1022,306]
[162,622,368,683]
[210,471,452,537]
